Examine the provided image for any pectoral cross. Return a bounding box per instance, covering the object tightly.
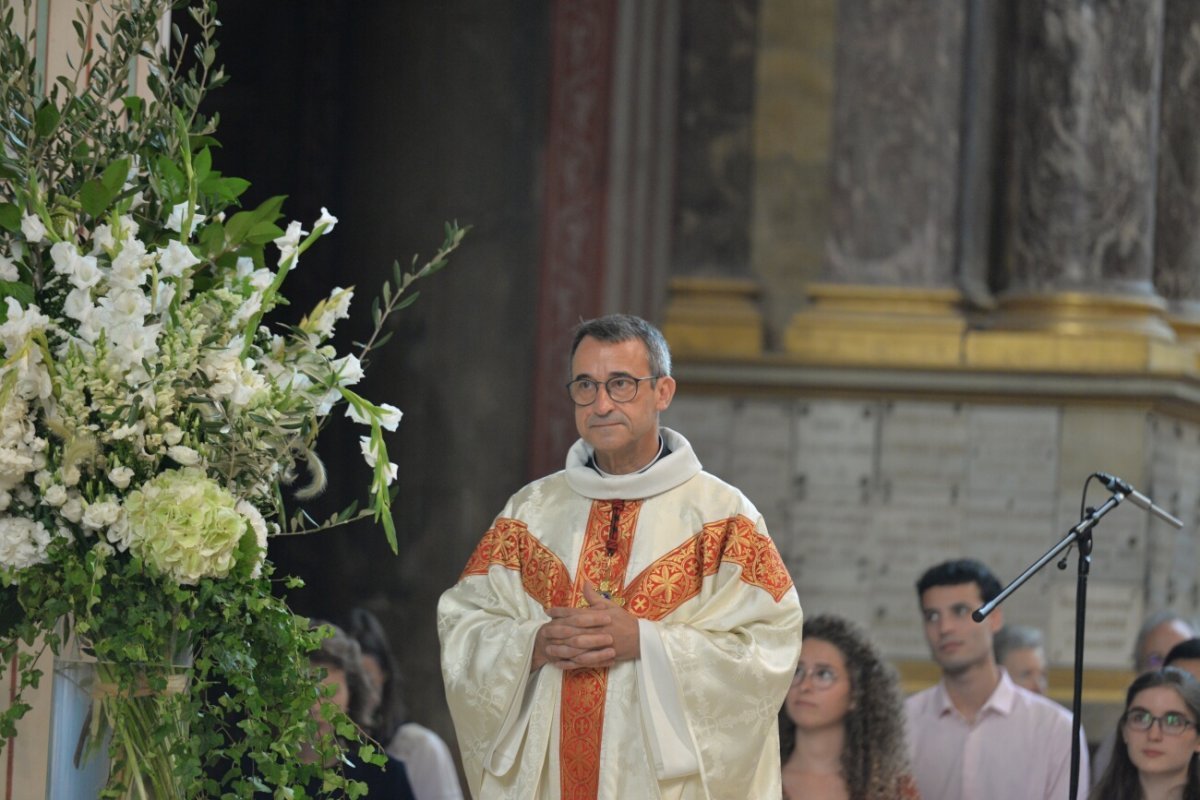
[597,579,626,606]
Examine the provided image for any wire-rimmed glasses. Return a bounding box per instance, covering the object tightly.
[566,375,658,406]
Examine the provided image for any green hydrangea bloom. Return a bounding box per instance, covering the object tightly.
[123,467,246,585]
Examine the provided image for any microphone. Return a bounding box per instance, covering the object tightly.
[1093,472,1183,529]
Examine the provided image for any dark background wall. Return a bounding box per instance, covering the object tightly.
[194,1,549,741]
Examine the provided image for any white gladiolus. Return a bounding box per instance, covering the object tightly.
[315,207,338,234]
[165,202,205,236]
[158,239,200,278]
[0,254,18,282]
[20,214,46,243]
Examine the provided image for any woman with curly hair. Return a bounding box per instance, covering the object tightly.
[780,614,920,799]
[1093,667,1200,800]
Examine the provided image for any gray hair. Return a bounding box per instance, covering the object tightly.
[569,314,672,378]
[1134,610,1196,670]
[994,625,1044,665]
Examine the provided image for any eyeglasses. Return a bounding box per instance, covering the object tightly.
[791,664,840,691]
[566,376,658,406]
[1123,707,1197,736]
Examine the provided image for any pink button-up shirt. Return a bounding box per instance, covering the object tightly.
[905,670,1089,800]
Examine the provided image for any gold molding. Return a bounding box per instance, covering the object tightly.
[783,283,966,367]
[662,275,764,358]
[967,291,1188,373]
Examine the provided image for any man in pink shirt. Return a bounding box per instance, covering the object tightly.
[905,559,1088,800]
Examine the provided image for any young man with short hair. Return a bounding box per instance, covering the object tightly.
[906,559,1087,800]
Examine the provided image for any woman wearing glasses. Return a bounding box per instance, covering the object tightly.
[780,614,920,800]
[1094,667,1200,800]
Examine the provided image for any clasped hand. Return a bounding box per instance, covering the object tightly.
[531,583,640,672]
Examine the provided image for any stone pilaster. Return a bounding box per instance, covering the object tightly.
[662,0,766,358]
[968,0,1184,371]
[1154,0,1200,363]
[784,0,970,366]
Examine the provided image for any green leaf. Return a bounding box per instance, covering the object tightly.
[193,147,212,182]
[0,203,19,233]
[0,281,35,309]
[121,95,145,121]
[100,158,131,193]
[0,583,24,639]
[79,178,112,217]
[33,102,59,137]
[245,221,284,245]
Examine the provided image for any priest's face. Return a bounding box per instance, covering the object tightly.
[571,336,675,475]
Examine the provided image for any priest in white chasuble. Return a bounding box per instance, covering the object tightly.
[438,314,804,799]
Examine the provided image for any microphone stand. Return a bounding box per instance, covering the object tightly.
[971,492,1122,800]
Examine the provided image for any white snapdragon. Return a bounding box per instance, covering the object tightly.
[331,353,364,386]
[315,207,338,234]
[0,516,52,571]
[20,214,47,243]
[359,436,397,485]
[344,402,402,432]
[274,221,306,265]
[377,403,402,431]
[305,287,354,339]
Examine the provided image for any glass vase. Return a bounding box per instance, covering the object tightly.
[45,631,192,800]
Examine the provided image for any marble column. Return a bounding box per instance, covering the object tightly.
[976,0,1177,365]
[784,0,972,365]
[661,0,767,357]
[1153,0,1200,356]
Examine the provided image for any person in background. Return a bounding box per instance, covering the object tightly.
[305,621,416,800]
[994,624,1050,696]
[780,614,920,799]
[905,559,1087,800]
[346,606,464,800]
[1167,639,1200,681]
[1092,667,1200,800]
[1094,611,1198,785]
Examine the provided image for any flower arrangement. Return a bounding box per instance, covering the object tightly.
[0,0,464,796]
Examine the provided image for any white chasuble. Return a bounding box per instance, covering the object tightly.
[438,429,803,799]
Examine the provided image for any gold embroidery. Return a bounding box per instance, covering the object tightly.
[459,506,794,797]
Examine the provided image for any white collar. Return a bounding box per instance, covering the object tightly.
[564,427,702,500]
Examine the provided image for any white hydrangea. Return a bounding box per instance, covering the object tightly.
[236,500,269,578]
[0,516,52,572]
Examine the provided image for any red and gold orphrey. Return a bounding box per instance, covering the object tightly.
[459,503,793,799]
